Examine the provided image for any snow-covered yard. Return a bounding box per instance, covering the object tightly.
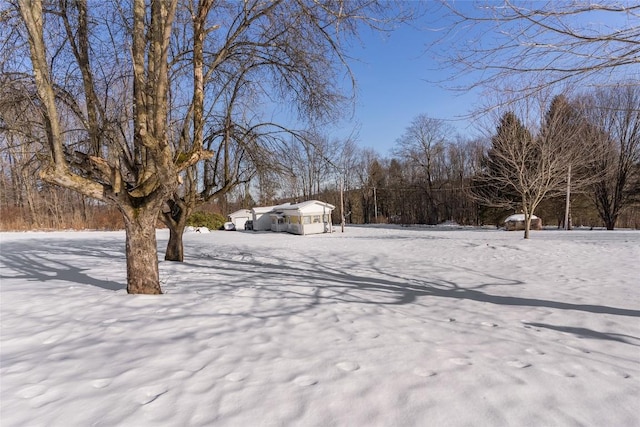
[1,226,639,426]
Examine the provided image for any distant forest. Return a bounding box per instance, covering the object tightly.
[3,88,639,231]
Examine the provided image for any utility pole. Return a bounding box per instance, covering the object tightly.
[564,164,572,230]
[373,186,378,223]
[340,175,345,232]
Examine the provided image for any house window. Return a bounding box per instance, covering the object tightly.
[313,215,321,223]
[303,216,311,224]
[290,216,300,224]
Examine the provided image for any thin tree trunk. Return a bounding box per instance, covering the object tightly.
[165,224,185,262]
[523,208,532,239]
[161,197,190,262]
[564,164,571,230]
[340,176,345,232]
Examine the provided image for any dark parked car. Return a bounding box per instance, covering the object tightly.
[244,220,254,231]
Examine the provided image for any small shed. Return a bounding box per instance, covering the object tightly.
[280,200,334,235]
[228,209,251,230]
[504,213,542,231]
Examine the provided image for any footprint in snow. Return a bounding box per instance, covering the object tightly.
[506,360,531,369]
[43,334,63,344]
[413,367,437,377]
[449,358,473,366]
[225,372,247,382]
[540,367,576,378]
[601,368,631,379]
[293,375,318,387]
[18,385,62,408]
[91,378,111,389]
[17,384,47,399]
[336,361,360,372]
[481,322,498,327]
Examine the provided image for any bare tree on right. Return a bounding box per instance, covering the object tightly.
[579,85,640,230]
[435,1,640,102]
[473,96,598,238]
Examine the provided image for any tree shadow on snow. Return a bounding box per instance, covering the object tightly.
[0,239,125,291]
[192,250,640,320]
[523,322,640,346]
[2,236,638,323]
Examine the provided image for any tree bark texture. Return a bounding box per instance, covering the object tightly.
[165,225,185,262]
[123,211,162,294]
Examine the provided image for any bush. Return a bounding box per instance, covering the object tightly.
[187,211,226,230]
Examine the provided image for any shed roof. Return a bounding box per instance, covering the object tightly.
[504,214,540,222]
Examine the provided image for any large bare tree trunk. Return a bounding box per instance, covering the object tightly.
[17,0,185,294]
[123,209,162,294]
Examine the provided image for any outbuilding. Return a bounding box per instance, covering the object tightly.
[227,209,251,230]
[278,200,335,235]
[504,213,543,231]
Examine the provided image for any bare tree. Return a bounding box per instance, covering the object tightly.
[435,1,640,103]
[393,115,454,224]
[352,148,381,223]
[11,0,413,286]
[158,0,413,260]
[284,132,337,200]
[443,136,482,224]
[15,0,211,293]
[473,95,596,238]
[579,85,640,229]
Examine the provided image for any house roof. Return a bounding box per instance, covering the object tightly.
[252,200,334,216]
[228,209,251,218]
[282,200,335,214]
[252,203,291,214]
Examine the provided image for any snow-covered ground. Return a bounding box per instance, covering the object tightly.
[1,226,639,426]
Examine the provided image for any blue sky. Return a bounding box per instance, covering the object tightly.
[331,2,638,157]
[336,13,481,156]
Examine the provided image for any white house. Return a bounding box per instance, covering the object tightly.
[271,200,335,235]
[228,209,251,230]
[243,200,334,235]
[251,203,291,231]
